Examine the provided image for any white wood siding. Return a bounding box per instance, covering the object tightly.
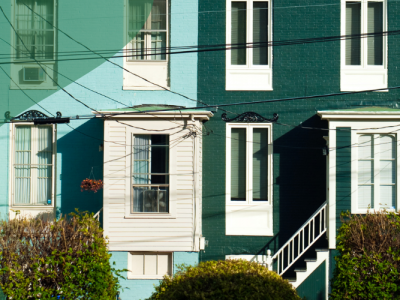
[103,119,202,252]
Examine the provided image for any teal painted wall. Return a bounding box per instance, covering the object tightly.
[297,261,326,300]
[198,0,400,263]
[111,251,198,300]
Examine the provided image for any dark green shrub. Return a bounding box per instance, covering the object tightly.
[148,259,300,300]
[0,211,124,300]
[331,211,400,300]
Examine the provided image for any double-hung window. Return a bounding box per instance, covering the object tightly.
[12,125,55,206]
[226,0,272,91]
[341,0,387,91]
[226,123,273,236]
[132,135,169,213]
[124,0,169,89]
[12,0,57,89]
[355,133,396,212]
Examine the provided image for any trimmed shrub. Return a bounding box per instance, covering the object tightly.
[0,211,124,300]
[148,259,300,300]
[331,211,400,300]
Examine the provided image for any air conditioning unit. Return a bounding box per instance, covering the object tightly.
[23,67,45,82]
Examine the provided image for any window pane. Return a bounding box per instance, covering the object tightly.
[380,135,396,209]
[253,128,268,200]
[15,0,54,60]
[15,126,31,204]
[133,135,151,184]
[150,32,167,61]
[133,187,169,212]
[253,2,268,65]
[231,128,246,200]
[358,134,373,159]
[144,255,157,275]
[37,127,52,205]
[367,2,383,65]
[151,0,167,30]
[380,185,395,209]
[346,2,361,65]
[358,185,373,209]
[358,160,373,184]
[231,2,247,65]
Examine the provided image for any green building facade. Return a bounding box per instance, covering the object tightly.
[198,0,400,297]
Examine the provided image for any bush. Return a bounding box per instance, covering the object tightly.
[148,259,300,300]
[0,211,124,300]
[331,211,400,300]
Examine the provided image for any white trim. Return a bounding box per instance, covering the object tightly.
[340,0,388,91]
[225,123,273,236]
[9,123,56,214]
[226,0,273,91]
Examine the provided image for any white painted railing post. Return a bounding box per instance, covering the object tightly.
[266,249,273,271]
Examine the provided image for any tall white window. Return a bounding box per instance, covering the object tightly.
[128,0,167,61]
[226,0,272,91]
[12,125,55,206]
[226,123,273,236]
[132,135,169,213]
[124,0,169,89]
[356,134,396,211]
[11,0,57,89]
[341,0,387,91]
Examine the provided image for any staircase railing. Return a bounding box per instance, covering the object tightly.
[93,208,103,222]
[264,201,327,275]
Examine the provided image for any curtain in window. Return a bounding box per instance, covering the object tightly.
[358,135,374,209]
[15,126,31,205]
[231,128,246,200]
[128,0,152,60]
[231,2,247,65]
[253,129,268,200]
[133,135,150,212]
[367,2,383,65]
[379,135,395,209]
[37,127,52,205]
[253,2,268,65]
[15,0,54,60]
[345,2,361,65]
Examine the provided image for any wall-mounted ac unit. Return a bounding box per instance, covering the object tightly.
[23,67,45,82]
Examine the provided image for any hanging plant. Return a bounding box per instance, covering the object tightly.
[81,179,103,193]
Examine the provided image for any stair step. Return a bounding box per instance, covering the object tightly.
[315,248,329,252]
[294,267,307,272]
[284,277,297,282]
[304,258,317,262]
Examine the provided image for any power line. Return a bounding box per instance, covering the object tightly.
[1,30,399,63]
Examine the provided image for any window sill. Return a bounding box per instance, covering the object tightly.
[124,213,176,219]
[11,205,54,209]
[122,86,170,91]
[127,274,165,280]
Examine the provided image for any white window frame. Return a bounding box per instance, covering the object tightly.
[9,123,56,208]
[123,0,170,90]
[351,127,399,214]
[10,0,58,90]
[127,251,173,279]
[340,0,388,91]
[225,123,273,236]
[226,0,273,91]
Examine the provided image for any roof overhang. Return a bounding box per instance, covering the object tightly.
[318,107,400,121]
[93,109,214,121]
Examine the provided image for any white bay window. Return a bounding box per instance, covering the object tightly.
[12,125,55,207]
[226,0,272,91]
[341,0,387,91]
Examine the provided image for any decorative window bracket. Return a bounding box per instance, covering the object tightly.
[221,112,279,123]
[7,110,69,125]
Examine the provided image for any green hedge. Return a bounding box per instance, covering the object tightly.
[148,259,300,300]
[331,211,400,300]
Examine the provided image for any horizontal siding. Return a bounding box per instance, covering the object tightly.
[104,120,199,251]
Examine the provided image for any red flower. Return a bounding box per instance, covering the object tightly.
[80,178,103,193]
